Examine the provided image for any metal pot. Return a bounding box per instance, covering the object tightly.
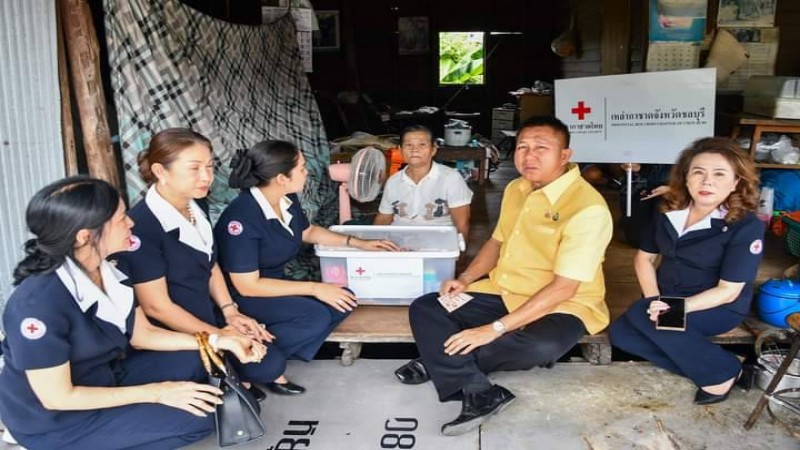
[756,351,800,392]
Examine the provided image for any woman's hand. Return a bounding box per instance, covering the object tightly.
[443,325,500,355]
[313,282,358,312]
[223,311,274,343]
[217,334,268,364]
[152,381,223,417]
[646,299,671,323]
[641,185,669,201]
[353,238,400,252]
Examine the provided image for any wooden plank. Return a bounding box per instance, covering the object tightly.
[60,0,121,188]
[327,305,758,344]
[56,0,78,177]
[600,0,631,75]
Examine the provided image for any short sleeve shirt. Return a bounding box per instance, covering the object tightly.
[641,209,765,315]
[113,200,218,325]
[468,164,613,334]
[379,162,473,226]
[0,273,134,434]
[215,191,310,292]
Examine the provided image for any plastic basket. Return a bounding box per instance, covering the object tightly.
[783,216,800,259]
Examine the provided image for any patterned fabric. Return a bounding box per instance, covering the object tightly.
[104,0,337,279]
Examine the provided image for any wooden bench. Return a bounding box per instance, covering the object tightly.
[327,305,764,366]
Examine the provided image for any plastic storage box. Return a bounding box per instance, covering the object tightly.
[315,225,460,305]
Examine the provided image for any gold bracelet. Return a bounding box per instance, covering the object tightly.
[220,301,238,311]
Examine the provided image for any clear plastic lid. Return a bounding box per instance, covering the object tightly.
[315,225,460,258]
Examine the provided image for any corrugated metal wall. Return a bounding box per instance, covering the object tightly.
[0,0,64,309]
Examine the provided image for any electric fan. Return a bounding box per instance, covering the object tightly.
[328,146,386,224]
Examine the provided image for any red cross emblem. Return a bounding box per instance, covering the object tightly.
[571,101,592,120]
[750,239,763,255]
[20,318,46,340]
[355,267,366,276]
[128,235,141,251]
[228,220,243,236]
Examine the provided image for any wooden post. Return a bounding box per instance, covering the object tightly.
[59,0,120,188]
[601,0,631,75]
[56,0,78,176]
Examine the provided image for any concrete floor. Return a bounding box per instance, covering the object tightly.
[177,359,799,450]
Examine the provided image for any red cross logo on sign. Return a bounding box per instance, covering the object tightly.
[228,220,243,236]
[571,101,592,120]
[20,318,46,340]
[355,267,366,276]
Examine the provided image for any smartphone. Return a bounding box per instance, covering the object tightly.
[656,296,686,331]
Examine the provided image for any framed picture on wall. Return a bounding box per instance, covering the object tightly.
[398,16,429,55]
[313,10,340,51]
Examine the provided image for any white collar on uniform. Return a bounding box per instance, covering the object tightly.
[401,162,440,186]
[56,257,133,333]
[145,185,213,259]
[666,205,727,237]
[249,187,295,236]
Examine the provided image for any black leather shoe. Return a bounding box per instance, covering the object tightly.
[394,359,430,385]
[694,387,731,405]
[695,366,756,405]
[266,380,306,395]
[247,385,267,403]
[440,385,516,436]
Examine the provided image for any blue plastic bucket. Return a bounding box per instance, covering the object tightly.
[757,279,800,327]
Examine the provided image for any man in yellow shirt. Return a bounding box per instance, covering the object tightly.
[394,116,613,436]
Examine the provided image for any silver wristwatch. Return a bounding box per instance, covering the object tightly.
[492,320,507,335]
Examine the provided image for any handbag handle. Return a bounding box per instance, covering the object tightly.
[195,331,228,376]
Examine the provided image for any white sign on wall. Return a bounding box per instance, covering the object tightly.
[555,68,716,164]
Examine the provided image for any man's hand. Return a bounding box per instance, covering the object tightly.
[439,278,467,297]
[443,325,501,355]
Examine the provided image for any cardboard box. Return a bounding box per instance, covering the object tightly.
[743,76,800,120]
[492,107,517,122]
[316,225,460,305]
[518,94,554,125]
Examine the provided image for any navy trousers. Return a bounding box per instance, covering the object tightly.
[409,292,586,401]
[239,295,350,362]
[15,350,214,450]
[609,297,743,386]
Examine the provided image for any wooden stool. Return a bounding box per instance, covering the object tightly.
[744,312,800,430]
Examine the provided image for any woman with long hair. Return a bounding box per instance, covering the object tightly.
[0,176,264,449]
[610,137,764,405]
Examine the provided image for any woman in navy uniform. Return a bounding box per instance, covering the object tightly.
[0,176,264,450]
[610,137,764,405]
[115,128,278,399]
[215,140,398,394]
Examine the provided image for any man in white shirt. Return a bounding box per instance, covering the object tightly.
[374,125,473,240]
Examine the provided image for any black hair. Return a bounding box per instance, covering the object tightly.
[13,176,120,285]
[399,125,434,146]
[517,116,571,148]
[228,140,300,189]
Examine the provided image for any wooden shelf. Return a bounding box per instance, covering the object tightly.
[754,163,800,170]
[731,115,800,171]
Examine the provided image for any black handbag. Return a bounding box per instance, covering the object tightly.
[196,332,266,447]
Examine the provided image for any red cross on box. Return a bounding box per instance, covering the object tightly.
[355,267,366,275]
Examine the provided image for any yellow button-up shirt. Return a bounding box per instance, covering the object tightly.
[469,164,613,334]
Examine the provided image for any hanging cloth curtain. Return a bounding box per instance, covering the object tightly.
[103,0,336,228]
